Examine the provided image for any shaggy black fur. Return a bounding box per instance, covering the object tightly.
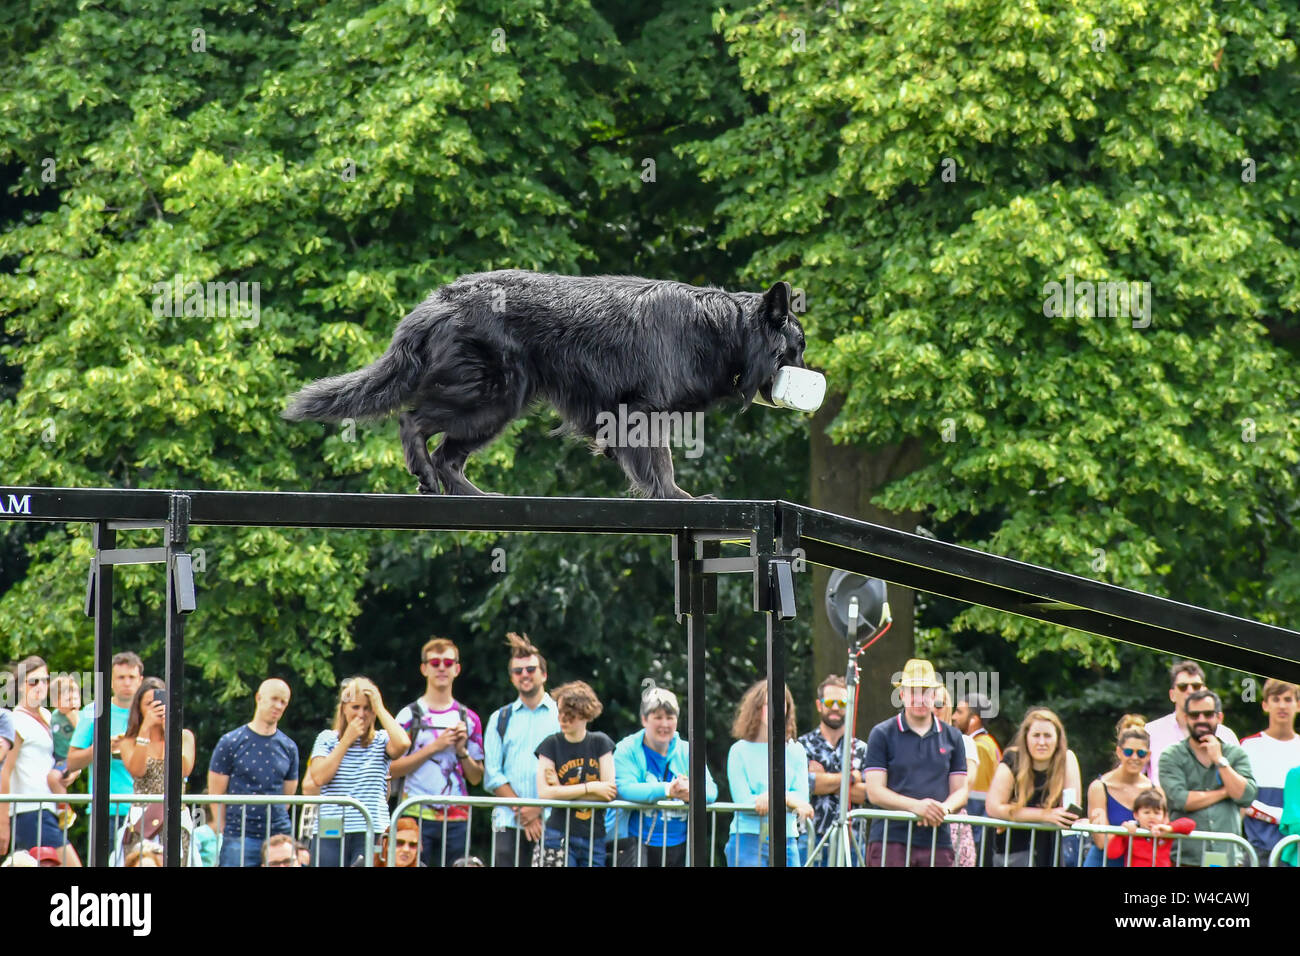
[283,270,806,498]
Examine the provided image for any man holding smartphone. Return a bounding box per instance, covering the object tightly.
[391,637,484,866]
[1158,689,1257,866]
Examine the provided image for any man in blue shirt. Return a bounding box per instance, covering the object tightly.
[864,658,968,867]
[66,651,143,838]
[483,632,560,867]
[207,678,299,867]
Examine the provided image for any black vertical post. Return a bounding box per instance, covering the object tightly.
[755,506,786,866]
[163,494,190,868]
[90,522,114,867]
[686,536,708,867]
[674,532,711,868]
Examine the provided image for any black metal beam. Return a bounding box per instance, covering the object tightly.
[0,487,763,534]
[787,504,1300,680]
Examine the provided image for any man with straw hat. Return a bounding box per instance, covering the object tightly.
[862,658,969,867]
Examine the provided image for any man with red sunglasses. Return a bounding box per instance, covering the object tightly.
[392,637,484,866]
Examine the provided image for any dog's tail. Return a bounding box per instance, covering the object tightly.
[282,321,426,423]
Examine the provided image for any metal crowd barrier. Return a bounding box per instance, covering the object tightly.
[0,793,379,867]
[1267,833,1299,868]
[388,794,772,867]
[840,808,1260,867]
[6,791,1264,868]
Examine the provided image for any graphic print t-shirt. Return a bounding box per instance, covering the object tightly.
[534,731,615,839]
[394,700,485,821]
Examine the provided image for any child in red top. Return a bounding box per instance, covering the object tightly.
[1107,788,1195,867]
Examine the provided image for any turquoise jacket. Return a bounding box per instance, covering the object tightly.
[607,729,718,843]
[1280,765,1300,867]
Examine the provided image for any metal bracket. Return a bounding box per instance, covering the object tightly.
[172,553,196,614]
[770,559,796,620]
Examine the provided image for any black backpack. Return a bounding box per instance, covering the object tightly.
[493,704,513,758]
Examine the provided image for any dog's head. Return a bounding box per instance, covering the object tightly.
[738,280,806,409]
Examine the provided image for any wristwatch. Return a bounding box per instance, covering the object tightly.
[1215,756,1230,768]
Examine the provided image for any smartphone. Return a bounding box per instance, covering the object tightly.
[1065,803,1085,818]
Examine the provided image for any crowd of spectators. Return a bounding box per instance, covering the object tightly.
[2,641,1299,868]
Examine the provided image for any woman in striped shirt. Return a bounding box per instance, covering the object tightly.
[307,677,410,867]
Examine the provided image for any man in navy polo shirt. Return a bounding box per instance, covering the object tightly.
[863,658,968,867]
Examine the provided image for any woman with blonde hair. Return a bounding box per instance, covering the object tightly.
[724,680,813,867]
[307,676,409,867]
[986,707,1083,867]
[1083,714,1155,867]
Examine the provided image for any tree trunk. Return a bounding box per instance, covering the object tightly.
[809,393,926,739]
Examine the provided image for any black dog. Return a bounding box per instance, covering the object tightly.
[283,270,806,498]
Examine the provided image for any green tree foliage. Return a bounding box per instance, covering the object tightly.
[2,0,1294,815]
[0,0,812,782]
[683,0,1300,670]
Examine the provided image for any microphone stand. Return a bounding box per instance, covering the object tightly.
[819,595,891,866]
[826,597,861,867]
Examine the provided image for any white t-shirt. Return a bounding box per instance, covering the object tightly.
[10,707,57,814]
[961,733,979,773]
[1239,732,1300,820]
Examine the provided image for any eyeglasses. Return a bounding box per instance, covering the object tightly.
[25,676,49,686]
[1176,681,1205,692]
[394,839,419,849]
[425,657,457,669]
[512,666,538,676]
[821,698,849,710]
[1120,747,1149,758]
[265,856,297,866]
[1186,709,1216,719]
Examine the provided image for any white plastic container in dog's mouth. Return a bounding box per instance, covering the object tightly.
[754,366,826,412]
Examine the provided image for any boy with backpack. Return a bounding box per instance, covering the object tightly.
[391,637,484,866]
[483,632,560,867]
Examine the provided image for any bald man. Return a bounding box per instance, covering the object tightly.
[208,678,300,867]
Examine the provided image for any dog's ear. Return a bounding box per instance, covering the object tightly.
[762,281,792,327]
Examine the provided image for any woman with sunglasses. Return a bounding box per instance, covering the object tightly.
[1083,714,1156,867]
[307,676,410,867]
[374,817,424,867]
[0,657,81,865]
